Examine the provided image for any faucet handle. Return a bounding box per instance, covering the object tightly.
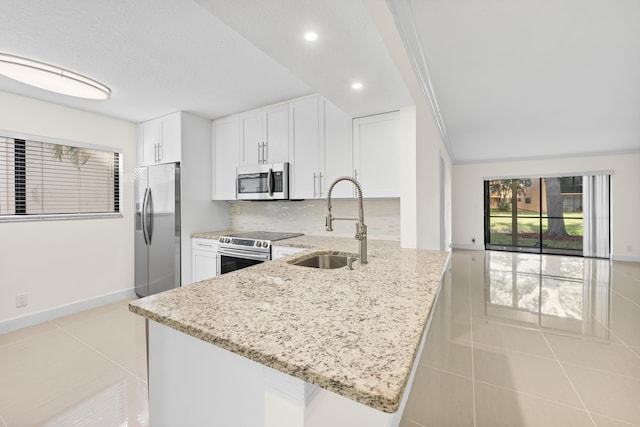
[325,214,333,231]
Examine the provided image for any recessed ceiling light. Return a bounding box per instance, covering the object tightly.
[352,82,363,90]
[304,32,318,41]
[0,53,110,100]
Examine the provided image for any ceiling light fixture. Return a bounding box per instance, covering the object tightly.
[0,53,111,100]
[304,32,318,41]
[352,82,363,90]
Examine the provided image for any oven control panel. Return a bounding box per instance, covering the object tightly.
[218,236,271,251]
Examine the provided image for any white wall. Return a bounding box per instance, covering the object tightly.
[364,0,453,251]
[180,112,231,284]
[452,152,640,261]
[0,91,137,325]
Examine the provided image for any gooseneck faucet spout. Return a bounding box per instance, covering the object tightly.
[325,176,367,264]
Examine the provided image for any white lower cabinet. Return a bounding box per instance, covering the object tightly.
[191,238,219,283]
[271,246,307,260]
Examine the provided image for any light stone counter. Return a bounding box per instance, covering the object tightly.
[130,234,448,413]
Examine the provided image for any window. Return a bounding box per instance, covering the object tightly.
[0,134,121,220]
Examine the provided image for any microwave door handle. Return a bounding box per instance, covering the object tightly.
[267,168,274,196]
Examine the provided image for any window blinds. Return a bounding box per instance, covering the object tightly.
[0,136,120,218]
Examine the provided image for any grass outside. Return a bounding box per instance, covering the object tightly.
[488,209,583,250]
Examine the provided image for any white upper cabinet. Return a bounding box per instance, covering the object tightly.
[289,97,320,199]
[139,112,181,165]
[322,98,354,199]
[209,96,401,201]
[352,111,401,198]
[239,110,262,165]
[240,104,289,165]
[289,96,353,199]
[212,115,240,200]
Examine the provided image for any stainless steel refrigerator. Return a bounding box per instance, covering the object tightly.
[134,163,181,297]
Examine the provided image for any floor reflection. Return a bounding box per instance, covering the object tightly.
[484,251,611,338]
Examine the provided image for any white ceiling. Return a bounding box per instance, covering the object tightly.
[392,0,640,163]
[2,0,639,164]
[0,0,411,124]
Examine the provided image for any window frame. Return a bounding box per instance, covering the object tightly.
[0,130,123,222]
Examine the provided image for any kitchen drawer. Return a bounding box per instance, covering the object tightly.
[272,245,307,260]
[192,238,219,251]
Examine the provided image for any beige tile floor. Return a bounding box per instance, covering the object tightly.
[401,250,640,427]
[0,299,148,426]
[1,250,638,426]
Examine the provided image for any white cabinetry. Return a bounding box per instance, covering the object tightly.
[322,98,354,199]
[289,96,353,199]
[212,115,240,200]
[289,97,320,199]
[240,104,289,165]
[352,111,401,198]
[139,112,181,165]
[191,238,219,282]
[271,246,307,260]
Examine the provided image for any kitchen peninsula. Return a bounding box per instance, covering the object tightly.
[129,235,448,426]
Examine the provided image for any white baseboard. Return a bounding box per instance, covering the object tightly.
[450,244,485,251]
[0,288,137,335]
[611,255,640,263]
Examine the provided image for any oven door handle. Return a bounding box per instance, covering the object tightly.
[219,248,271,262]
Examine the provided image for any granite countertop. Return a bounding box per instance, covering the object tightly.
[190,230,234,239]
[130,233,448,413]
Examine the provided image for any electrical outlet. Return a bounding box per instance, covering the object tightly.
[16,293,28,308]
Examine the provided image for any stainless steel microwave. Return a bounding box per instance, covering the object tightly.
[236,163,289,200]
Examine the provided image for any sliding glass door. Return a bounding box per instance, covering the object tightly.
[485,177,586,256]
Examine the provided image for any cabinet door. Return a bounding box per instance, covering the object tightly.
[353,111,400,198]
[160,112,182,164]
[141,119,161,166]
[212,116,240,200]
[191,249,218,282]
[323,99,354,198]
[289,97,319,199]
[240,110,262,165]
[262,104,289,163]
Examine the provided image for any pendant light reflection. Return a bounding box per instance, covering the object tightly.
[0,53,111,100]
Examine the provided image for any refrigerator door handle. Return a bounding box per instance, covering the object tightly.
[146,188,153,244]
[141,188,150,245]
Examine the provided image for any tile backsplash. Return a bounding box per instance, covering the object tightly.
[229,198,400,241]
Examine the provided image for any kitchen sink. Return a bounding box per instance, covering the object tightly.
[289,253,353,269]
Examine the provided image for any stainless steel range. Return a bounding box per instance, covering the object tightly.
[217,231,303,274]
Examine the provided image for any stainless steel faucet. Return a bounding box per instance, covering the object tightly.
[325,176,367,264]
